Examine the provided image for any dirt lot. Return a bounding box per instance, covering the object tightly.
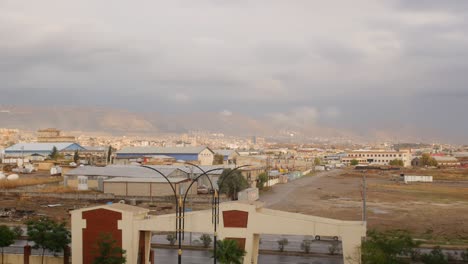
[260,168,468,245]
[0,172,214,226]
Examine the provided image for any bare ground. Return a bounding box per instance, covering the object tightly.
[260,168,468,244]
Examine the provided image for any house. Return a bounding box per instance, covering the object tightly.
[115,146,215,165]
[3,142,85,164]
[214,149,239,165]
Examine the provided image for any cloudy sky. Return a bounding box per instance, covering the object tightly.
[1,0,467,142]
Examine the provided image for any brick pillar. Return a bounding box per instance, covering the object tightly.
[149,250,155,264]
[63,246,71,264]
[24,245,31,264]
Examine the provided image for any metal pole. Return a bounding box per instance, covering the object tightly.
[178,196,182,264]
[362,173,367,222]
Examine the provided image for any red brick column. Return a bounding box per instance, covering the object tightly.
[24,245,31,264]
[150,250,155,264]
[63,246,70,264]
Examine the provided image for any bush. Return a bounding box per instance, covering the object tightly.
[350,159,359,166]
[200,234,212,248]
[277,238,288,252]
[301,239,312,253]
[361,229,420,264]
[461,249,468,262]
[166,234,176,246]
[421,247,448,264]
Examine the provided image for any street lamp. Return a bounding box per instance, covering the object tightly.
[140,163,250,264]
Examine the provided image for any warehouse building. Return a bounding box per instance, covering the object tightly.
[63,165,190,195]
[115,146,215,165]
[3,142,85,164]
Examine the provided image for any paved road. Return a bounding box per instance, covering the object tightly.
[153,234,341,254]
[259,169,343,208]
[154,248,343,264]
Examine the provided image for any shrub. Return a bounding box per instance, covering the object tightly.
[166,234,176,246]
[461,249,468,262]
[421,247,448,264]
[200,234,212,248]
[301,239,312,253]
[277,238,288,252]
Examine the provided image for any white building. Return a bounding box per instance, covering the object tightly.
[342,150,412,167]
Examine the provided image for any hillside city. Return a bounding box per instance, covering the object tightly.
[1,127,467,264]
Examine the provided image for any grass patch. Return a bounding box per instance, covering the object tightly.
[38,186,95,193]
[0,177,61,189]
[370,183,468,202]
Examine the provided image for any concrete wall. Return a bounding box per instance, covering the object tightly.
[102,181,197,197]
[3,254,63,264]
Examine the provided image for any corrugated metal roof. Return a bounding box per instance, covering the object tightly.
[104,177,188,183]
[65,165,183,178]
[116,146,212,155]
[147,165,234,175]
[5,142,82,152]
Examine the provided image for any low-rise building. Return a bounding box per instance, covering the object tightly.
[3,142,85,164]
[115,146,215,165]
[214,149,239,165]
[432,156,460,167]
[342,150,412,167]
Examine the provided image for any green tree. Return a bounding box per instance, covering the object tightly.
[277,238,288,252]
[421,247,447,264]
[361,229,420,264]
[420,153,438,167]
[12,226,23,238]
[0,225,17,264]
[213,154,225,165]
[107,146,112,164]
[49,146,59,160]
[389,159,404,166]
[218,169,249,200]
[92,233,126,264]
[73,150,80,163]
[200,234,212,248]
[213,239,246,264]
[256,173,268,190]
[350,159,359,166]
[26,217,71,264]
[314,157,322,166]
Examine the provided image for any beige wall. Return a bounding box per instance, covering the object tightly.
[3,254,63,264]
[198,149,214,165]
[102,181,196,197]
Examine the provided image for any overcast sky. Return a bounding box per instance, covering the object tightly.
[1,0,467,142]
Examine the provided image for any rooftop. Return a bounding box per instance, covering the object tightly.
[117,146,212,155]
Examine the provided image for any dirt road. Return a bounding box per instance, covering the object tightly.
[260,169,345,208]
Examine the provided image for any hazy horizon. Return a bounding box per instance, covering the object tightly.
[1,1,467,143]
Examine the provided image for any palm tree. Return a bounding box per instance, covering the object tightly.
[213,239,246,264]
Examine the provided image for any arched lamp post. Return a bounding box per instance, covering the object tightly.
[140,163,250,264]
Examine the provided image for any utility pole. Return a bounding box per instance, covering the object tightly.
[362,172,367,223]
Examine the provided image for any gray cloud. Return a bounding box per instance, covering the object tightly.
[0,0,467,142]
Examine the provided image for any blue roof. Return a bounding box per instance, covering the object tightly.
[5,142,85,152]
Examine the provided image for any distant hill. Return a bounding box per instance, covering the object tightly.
[0,106,351,138]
